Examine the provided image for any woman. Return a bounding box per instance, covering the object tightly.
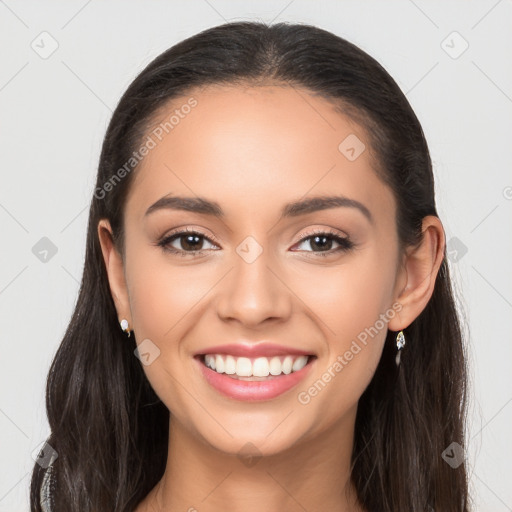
[31,21,469,512]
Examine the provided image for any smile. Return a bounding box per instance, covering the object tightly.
[194,354,317,401]
[203,353,311,379]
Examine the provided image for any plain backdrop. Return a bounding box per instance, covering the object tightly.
[1,1,511,510]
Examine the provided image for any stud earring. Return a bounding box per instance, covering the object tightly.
[120,319,131,337]
[395,330,405,366]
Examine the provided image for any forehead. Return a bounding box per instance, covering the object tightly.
[125,84,395,227]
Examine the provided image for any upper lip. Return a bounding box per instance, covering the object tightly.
[195,343,315,358]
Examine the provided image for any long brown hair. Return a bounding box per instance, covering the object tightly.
[30,21,469,511]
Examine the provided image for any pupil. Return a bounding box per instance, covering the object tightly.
[183,234,202,250]
[311,235,331,251]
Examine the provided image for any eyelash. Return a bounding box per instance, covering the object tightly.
[156,227,355,258]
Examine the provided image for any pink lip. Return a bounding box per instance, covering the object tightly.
[195,342,314,358]
[195,355,316,401]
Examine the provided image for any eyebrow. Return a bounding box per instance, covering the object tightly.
[144,194,373,224]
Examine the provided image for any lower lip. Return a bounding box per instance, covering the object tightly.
[195,356,315,401]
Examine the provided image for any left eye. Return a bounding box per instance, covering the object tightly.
[293,233,354,253]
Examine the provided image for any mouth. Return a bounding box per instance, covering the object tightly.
[194,353,317,401]
[195,353,317,380]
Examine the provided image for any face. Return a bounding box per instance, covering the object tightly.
[103,84,407,456]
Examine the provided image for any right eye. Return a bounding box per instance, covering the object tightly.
[157,229,219,256]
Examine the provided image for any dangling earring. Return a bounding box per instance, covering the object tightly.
[395,330,405,366]
[120,318,131,337]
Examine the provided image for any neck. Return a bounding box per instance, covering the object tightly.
[138,406,365,512]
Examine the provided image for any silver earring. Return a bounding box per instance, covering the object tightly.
[395,330,405,366]
[120,318,131,337]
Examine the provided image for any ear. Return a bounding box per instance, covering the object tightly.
[97,219,131,325]
[388,215,446,331]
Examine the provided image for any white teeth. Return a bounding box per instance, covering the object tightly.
[215,355,225,373]
[235,357,252,377]
[202,353,311,377]
[282,356,293,375]
[224,355,236,374]
[205,354,215,368]
[292,355,308,372]
[269,356,282,375]
[253,357,270,377]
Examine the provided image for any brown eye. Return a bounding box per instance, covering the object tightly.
[293,231,354,254]
[157,229,219,256]
[172,233,205,251]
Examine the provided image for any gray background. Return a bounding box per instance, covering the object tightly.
[1,1,511,510]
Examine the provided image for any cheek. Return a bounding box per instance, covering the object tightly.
[123,246,222,406]
[126,244,217,343]
[291,254,394,347]
[291,252,395,405]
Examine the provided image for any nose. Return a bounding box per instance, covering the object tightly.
[216,249,292,328]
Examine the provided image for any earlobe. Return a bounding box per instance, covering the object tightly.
[97,219,132,325]
[388,216,445,331]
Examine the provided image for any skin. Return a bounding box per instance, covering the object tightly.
[98,84,445,511]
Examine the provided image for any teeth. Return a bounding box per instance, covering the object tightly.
[203,354,310,377]
[282,356,293,375]
[236,357,252,377]
[253,357,269,377]
[215,355,225,374]
[225,355,236,374]
[292,357,307,372]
